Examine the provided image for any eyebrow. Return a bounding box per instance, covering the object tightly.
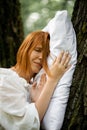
[35,46,42,49]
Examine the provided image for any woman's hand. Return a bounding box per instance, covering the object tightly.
[48,51,71,83]
[30,73,46,102]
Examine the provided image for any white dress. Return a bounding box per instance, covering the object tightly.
[0,68,40,130]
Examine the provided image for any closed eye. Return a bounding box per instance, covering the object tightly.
[34,47,42,52]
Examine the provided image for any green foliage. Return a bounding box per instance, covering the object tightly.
[19,0,75,36]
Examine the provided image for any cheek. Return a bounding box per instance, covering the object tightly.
[30,52,36,62]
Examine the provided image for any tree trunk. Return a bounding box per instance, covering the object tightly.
[0,0,24,67]
[61,0,87,129]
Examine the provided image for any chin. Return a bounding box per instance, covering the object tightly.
[32,66,41,74]
[33,68,41,74]
[35,70,40,73]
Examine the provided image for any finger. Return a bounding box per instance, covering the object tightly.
[40,73,46,82]
[42,73,46,83]
[56,51,64,63]
[63,55,71,67]
[32,82,37,88]
[60,51,70,65]
[39,73,46,87]
[65,64,71,71]
[52,57,57,65]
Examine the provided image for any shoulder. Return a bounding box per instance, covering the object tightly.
[0,68,28,92]
[0,68,19,85]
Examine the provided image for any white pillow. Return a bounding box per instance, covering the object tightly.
[34,10,77,130]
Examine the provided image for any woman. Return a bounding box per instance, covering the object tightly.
[0,31,71,130]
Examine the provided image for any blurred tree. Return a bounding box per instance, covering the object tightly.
[61,0,87,129]
[20,0,75,36]
[0,0,24,67]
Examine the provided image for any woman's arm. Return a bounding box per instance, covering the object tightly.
[34,51,71,121]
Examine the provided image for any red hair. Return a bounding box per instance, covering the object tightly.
[15,31,50,78]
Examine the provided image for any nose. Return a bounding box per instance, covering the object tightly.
[39,52,42,60]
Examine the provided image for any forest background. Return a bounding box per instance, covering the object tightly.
[20,0,75,36]
[0,0,87,130]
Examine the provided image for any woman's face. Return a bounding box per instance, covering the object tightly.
[30,44,43,75]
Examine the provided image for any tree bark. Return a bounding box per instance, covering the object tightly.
[0,0,24,67]
[61,0,87,129]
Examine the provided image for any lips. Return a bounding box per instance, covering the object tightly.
[34,62,42,68]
